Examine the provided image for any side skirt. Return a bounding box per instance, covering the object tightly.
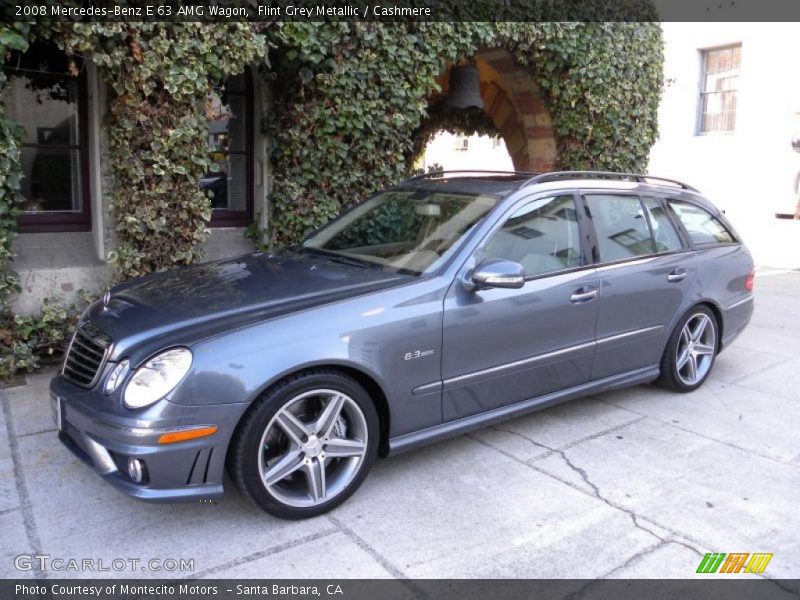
[387,365,659,456]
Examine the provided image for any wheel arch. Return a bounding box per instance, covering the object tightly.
[230,361,393,462]
[658,297,726,368]
[694,299,725,351]
[667,291,726,349]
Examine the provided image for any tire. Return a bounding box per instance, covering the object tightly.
[228,369,379,519]
[657,306,719,393]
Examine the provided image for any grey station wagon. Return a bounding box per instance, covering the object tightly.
[50,171,755,519]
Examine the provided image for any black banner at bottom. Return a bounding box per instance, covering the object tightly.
[3,579,800,600]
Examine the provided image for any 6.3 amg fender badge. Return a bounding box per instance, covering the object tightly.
[403,349,435,361]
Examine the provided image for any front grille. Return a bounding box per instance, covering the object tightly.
[62,322,112,388]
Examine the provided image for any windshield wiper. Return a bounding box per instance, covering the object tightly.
[297,247,384,271]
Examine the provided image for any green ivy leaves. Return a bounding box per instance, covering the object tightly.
[0,23,30,317]
[55,22,265,279]
[264,21,663,246]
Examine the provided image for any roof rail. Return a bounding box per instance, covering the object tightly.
[519,171,699,192]
[403,170,539,183]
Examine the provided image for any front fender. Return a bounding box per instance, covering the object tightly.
[169,277,449,438]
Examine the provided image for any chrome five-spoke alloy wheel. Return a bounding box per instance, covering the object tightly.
[675,312,716,386]
[257,389,368,508]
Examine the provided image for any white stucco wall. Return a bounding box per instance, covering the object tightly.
[648,23,800,268]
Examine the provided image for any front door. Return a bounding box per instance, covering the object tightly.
[441,194,599,421]
[583,193,696,379]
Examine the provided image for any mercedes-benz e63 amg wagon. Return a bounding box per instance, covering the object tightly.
[51,171,754,519]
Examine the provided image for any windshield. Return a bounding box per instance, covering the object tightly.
[302,189,499,275]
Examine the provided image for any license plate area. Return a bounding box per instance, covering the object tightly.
[50,391,63,431]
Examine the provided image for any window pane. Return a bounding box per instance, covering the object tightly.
[699,45,741,133]
[483,195,581,276]
[642,197,682,252]
[206,90,233,152]
[203,154,247,212]
[206,90,246,153]
[586,195,655,261]
[225,154,247,211]
[669,201,734,245]
[205,74,249,218]
[20,147,82,212]
[224,94,246,152]
[3,73,80,146]
[225,73,247,94]
[201,167,227,210]
[3,42,88,227]
[305,190,498,275]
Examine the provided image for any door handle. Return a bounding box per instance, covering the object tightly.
[570,287,598,303]
[667,268,687,283]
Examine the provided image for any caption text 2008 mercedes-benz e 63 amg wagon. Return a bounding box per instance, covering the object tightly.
[51,171,754,519]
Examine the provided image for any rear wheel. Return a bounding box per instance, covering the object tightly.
[657,306,718,392]
[228,370,379,519]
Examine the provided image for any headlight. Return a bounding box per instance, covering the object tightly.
[123,348,192,409]
[104,360,130,395]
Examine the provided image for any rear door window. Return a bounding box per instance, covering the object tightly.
[585,194,655,262]
[669,200,735,245]
[642,197,683,252]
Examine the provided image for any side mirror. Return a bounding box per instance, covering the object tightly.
[468,258,526,290]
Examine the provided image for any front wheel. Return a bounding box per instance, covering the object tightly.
[657,307,719,392]
[228,370,379,519]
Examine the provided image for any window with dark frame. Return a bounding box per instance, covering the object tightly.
[204,71,254,227]
[482,195,582,277]
[641,196,683,253]
[669,200,736,245]
[698,44,741,134]
[2,42,91,233]
[585,195,656,262]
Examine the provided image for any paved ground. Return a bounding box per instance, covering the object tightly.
[1,270,799,581]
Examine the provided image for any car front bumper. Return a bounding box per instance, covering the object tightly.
[50,375,249,503]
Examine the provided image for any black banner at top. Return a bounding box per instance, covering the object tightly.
[2,0,800,22]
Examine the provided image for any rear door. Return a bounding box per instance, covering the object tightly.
[584,193,697,380]
[668,198,754,345]
[441,193,600,421]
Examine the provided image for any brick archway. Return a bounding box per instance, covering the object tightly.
[431,48,557,172]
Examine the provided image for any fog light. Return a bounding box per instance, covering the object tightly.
[128,458,145,483]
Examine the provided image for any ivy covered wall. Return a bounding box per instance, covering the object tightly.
[56,23,265,279]
[264,22,664,244]
[0,22,264,378]
[0,19,664,380]
[0,23,29,319]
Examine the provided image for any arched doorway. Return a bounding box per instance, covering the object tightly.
[423,47,558,173]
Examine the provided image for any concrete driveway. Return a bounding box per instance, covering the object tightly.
[2,271,799,581]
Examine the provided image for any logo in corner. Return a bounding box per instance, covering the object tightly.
[696,552,772,574]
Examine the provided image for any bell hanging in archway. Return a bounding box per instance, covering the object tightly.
[444,65,484,110]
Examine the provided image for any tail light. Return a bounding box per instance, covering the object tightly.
[745,270,755,291]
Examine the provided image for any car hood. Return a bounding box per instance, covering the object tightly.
[84,250,409,361]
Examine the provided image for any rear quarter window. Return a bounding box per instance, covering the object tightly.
[669,200,735,245]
